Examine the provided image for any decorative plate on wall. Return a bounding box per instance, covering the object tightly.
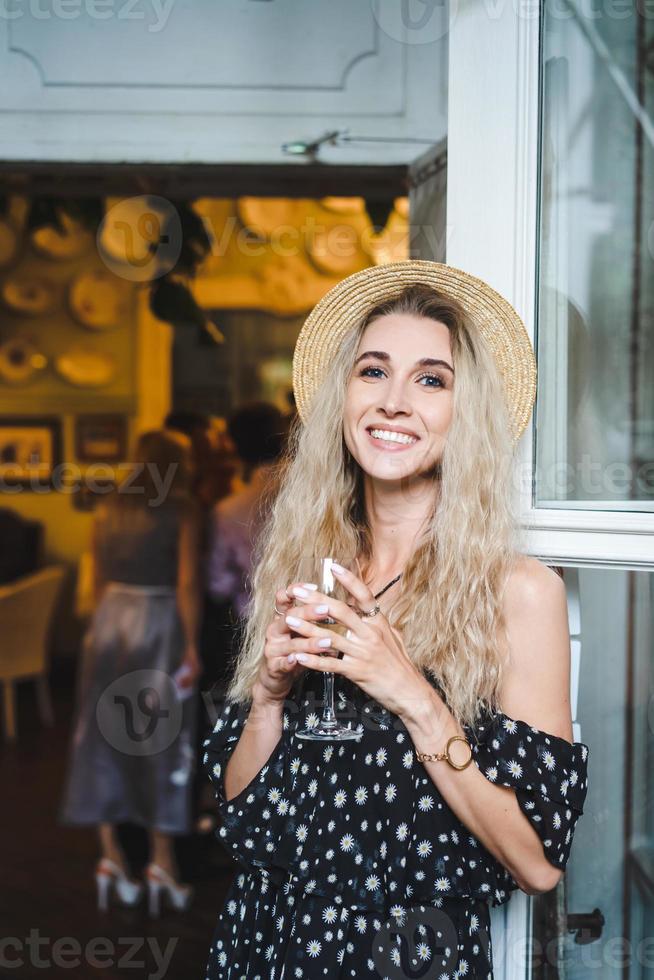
[31,212,91,261]
[69,270,130,330]
[0,338,47,385]
[306,223,366,276]
[237,198,300,241]
[0,220,19,270]
[98,195,175,272]
[254,255,321,316]
[54,346,117,387]
[1,277,58,315]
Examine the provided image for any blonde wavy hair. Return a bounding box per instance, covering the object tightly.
[226,284,526,730]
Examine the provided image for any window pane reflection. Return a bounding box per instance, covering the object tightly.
[536,3,654,511]
[531,567,653,978]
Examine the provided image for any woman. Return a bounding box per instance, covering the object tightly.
[59,429,202,915]
[203,262,590,978]
[207,402,288,625]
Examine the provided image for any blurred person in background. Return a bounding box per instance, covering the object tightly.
[193,403,287,834]
[59,429,202,916]
[206,401,288,643]
[165,410,236,513]
[165,409,241,834]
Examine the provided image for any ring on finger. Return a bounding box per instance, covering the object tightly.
[360,603,381,618]
[274,587,294,616]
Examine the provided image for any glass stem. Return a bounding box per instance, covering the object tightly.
[321,666,337,725]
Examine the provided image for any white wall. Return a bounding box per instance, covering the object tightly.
[0,0,448,165]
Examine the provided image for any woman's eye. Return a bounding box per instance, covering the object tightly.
[417,373,444,388]
[357,367,446,387]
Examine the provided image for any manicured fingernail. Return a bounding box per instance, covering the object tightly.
[296,653,308,662]
[331,562,346,574]
[317,638,331,648]
[314,604,329,614]
[292,587,310,598]
[302,583,318,590]
[285,615,302,627]
[287,653,296,663]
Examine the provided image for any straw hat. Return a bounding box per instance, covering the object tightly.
[292,260,537,442]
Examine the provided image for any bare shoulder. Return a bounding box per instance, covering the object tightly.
[503,554,565,609]
[499,555,573,740]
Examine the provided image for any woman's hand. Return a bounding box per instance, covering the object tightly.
[279,564,430,719]
[252,582,318,706]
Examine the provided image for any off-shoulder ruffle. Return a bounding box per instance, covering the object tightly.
[465,709,590,870]
[202,700,296,872]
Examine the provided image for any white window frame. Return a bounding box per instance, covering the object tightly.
[445,0,654,573]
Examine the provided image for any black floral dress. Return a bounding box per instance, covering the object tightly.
[203,671,589,979]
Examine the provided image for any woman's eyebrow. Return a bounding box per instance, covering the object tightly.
[354,350,454,374]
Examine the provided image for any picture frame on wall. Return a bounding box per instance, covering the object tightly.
[75,414,127,464]
[0,416,62,488]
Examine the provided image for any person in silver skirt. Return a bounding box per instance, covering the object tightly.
[59,429,202,915]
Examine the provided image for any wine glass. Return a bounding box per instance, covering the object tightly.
[293,556,362,741]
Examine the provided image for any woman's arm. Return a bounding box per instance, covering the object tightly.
[401,557,573,895]
[222,685,286,802]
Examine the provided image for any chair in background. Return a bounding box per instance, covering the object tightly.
[0,566,66,741]
[0,508,44,584]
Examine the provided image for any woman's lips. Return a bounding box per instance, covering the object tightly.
[365,428,419,451]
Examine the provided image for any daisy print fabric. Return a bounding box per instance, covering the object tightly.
[464,710,590,873]
[202,673,589,979]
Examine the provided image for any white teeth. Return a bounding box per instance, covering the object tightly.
[369,428,417,445]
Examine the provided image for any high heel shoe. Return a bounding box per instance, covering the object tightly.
[95,858,144,911]
[145,863,193,917]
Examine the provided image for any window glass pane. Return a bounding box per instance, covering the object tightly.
[536,3,654,511]
[531,568,653,978]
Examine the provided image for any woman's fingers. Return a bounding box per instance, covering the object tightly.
[292,651,348,675]
[266,630,346,658]
[329,563,379,613]
[282,615,359,657]
[265,645,304,679]
[285,594,365,636]
[269,581,318,632]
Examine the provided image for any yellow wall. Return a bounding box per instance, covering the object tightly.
[0,201,172,653]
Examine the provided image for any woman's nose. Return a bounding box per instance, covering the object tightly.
[378,378,411,416]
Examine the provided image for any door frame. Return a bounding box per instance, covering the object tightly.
[0,160,409,202]
[445,0,654,571]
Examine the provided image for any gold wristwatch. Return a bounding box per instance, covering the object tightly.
[415,735,473,770]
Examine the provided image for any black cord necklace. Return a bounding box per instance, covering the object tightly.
[373,572,403,600]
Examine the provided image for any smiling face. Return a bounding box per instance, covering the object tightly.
[343,311,455,485]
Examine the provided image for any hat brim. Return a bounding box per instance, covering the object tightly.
[292,260,537,442]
